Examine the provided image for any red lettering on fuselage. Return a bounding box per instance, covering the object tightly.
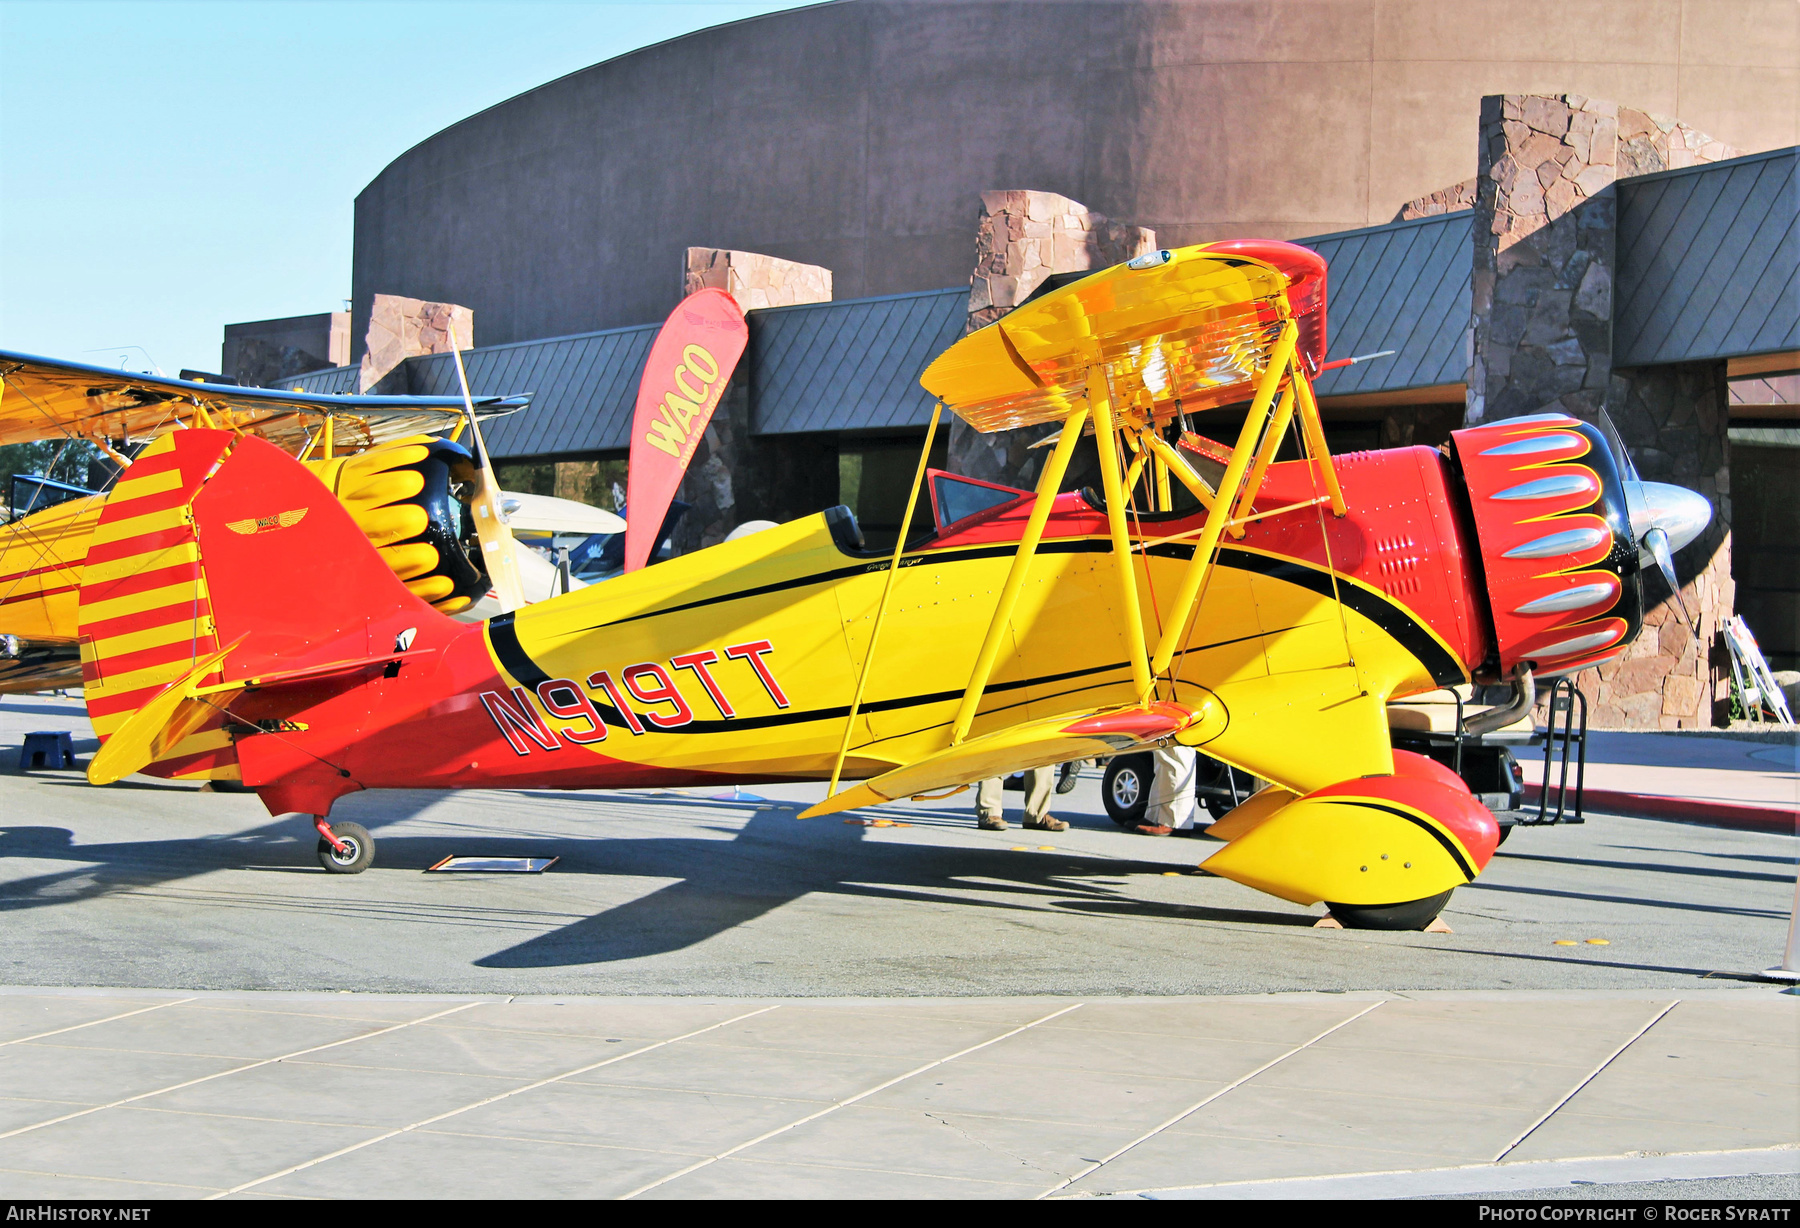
[725,640,788,708]
[536,678,608,743]
[480,687,561,755]
[485,640,792,752]
[670,649,734,717]
[622,662,693,728]
[585,670,647,735]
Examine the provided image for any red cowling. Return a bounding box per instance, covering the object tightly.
[1449,415,1643,680]
[1311,768,1501,874]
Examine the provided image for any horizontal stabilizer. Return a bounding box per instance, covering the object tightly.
[801,700,1204,819]
[86,643,237,785]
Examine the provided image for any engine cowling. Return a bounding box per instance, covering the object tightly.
[1448,414,1644,680]
[310,435,486,615]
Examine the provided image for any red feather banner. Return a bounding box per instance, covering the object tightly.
[623,288,748,572]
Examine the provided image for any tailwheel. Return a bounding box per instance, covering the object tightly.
[1325,889,1454,931]
[315,818,374,874]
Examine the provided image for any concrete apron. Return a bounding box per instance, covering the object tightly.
[0,986,1792,1200]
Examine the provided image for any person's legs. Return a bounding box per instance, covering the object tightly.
[975,777,1007,830]
[1021,766,1067,831]
[1139,745,1198,834]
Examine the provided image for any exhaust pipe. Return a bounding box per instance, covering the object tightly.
[1464,668,1536,736]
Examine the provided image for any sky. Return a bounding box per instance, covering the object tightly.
[0,0,814,376]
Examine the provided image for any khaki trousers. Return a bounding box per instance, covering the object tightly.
[1147,745,1199,830]
[976,766,1055,824]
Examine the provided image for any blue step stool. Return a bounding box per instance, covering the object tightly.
[19,730,75,771]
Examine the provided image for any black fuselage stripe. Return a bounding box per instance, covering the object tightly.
[498,657,1135,738]
[1352,800,1476,881]
[498,535,1464,708]
[1201,547,1464,687]
[486,613,550,689]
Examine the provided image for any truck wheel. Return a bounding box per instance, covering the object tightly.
[1325,889,1454,931]
[1101,754,1151,828]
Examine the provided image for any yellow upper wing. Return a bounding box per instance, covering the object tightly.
[919,246,1293,433]
[0,349,527,452]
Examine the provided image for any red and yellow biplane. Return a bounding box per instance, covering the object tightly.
[9,240,1710,930]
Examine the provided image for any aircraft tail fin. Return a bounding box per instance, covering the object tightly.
[78,430,447,783]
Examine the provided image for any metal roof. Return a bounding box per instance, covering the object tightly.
[1616,147,1799,367]
[1300,211,1473,397]
[751,288,966,435]
[282,364,359,395]
[405,325,657,458]
[279,324,658,459]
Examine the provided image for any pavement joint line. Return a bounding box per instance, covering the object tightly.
[0,997,196,1047]
[615,1001,1089,1199]
[207,1004,782,1199]
[1094,1143,1800,1200]
[0,999,484,1142]
[1035,997,1387,1199]
[1491,998,1679,1162]
[0,1164,219,1195]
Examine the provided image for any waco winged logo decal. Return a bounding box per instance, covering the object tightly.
[225,508,309,535]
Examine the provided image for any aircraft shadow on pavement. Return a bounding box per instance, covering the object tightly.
[469,804,1308,967]
[1496,849,1795,884]
[0,701,90,720]
[0,790,1303,967]
[0,789,447,914]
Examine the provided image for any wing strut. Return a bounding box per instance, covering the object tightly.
[1092,369,1156,701]
[948,404,1090,746]
[1294,363,1347,516]
[1145,320,1299,688]
[824,402,945,798]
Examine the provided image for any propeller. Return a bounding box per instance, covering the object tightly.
[447,340,525,614]
[1641,525,1691,625]
[1598,408,1710,632]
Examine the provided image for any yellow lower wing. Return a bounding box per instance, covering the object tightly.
[800,698,1222,818]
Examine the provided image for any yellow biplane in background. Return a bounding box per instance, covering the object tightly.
[0,351,619,697]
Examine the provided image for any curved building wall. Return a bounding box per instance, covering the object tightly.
[351,0,1798,356]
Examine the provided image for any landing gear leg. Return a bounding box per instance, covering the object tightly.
[315,816,374,874]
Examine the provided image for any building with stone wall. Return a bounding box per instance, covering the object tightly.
[341,0,1796,359]
[259,1,1799,730]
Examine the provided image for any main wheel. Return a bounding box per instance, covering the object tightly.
[1101,754,1151,828]
[317,821,374,874]
[1324,889,1454,931]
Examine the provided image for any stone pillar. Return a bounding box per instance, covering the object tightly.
[670,249,834,552]
[1469,95,1738,426]
[1468,95,1622,425]
[949,191,1156,486]
[1468,93,1739,728]
[684,248,832,311]
[358,294,473,393]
